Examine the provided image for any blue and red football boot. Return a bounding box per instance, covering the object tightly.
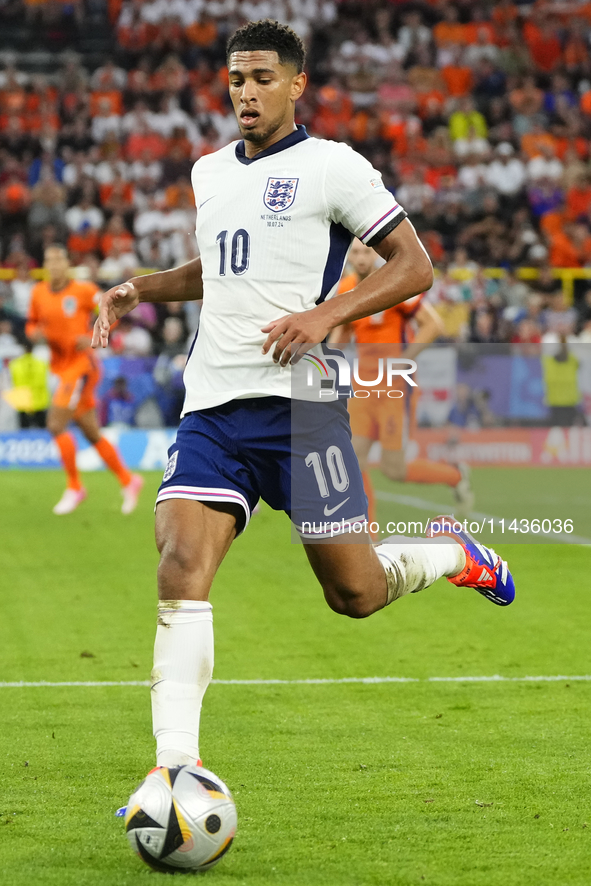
[426,515,515,606]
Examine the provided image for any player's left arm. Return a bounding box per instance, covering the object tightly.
[403,301,444,360]
[262,218,433,366]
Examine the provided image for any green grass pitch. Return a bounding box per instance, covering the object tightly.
[1,469,590,885]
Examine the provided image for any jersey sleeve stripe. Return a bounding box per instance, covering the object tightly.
[360,204,400,243]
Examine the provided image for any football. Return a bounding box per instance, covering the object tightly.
[125,764,237,873]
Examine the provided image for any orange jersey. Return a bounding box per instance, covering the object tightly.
[337,272,423,345]
[26,279,100,375]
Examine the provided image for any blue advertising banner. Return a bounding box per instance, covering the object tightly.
[0,429,177,470]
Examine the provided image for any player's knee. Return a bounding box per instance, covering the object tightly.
[46,414,63,437]
[157,538,212,598]
[324,582,376,619]
[83,428,101,445]
[158,539,198,579]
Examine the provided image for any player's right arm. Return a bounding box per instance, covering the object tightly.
[92,257,203,349]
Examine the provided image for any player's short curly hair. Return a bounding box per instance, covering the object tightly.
[226,19,306,73]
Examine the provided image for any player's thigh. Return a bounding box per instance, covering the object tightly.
[75,407,102,444]
[303,540,387,618]
[46,404,74,436]
[155,498,242,601]
[380,447,406,482]
[53,367,86,414]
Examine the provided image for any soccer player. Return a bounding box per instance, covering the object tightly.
[331,238,474,526]
[93,21,514,774]
[26,244,143,515]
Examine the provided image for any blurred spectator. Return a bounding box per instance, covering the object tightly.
[8,257,35,319]
[27,176,66,242]
[542,337,583,426]
[543,293,579,338]
[485,143,526,207]
[449,97,487,141]
[110,315,152,355]
[527,144,563,183]
[154,315,187,425]
[0,315,22,361]
[448,383,491,429]
[100,375,136,426]
[65,191,104,233]
[8,339,50,428]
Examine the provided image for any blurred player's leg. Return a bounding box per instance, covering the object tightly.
[152,499,242,767]
[47,405,87,514]
[76,408,144,514]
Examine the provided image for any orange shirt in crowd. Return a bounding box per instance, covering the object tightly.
[492,2,518,27]
[548,231,591,267]
[565,185,591,221]
[99,181,134,206]
[67,229,100,259]
[520,130,557,159]
[165,181,195,208]
[564,34,588,69]
[107,0,123,23]
[540,210,564,238]
[117,22,151,53]
[441,65,473,97]
[26,280,99,375]
[415,89,446,117]
[100,231,135,256]
[464,22,497,44]
[580,90,591,115]
[432,21,466,45]
[125,130,167,160]
[0,88,26,114]
[0,180,31,214]
[89,89,123,117]
[25,86,58,113]
[186,20,217,46]
[554,136,588,161]
[528,33,562,72]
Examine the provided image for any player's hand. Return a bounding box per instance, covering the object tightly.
[91,281,139,349]
[261,309,333,367]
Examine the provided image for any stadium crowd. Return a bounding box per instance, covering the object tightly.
[2,0,591,426]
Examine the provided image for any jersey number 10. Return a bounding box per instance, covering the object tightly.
[216,229,250,276]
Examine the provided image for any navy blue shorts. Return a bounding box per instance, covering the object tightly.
[156,396,367,538]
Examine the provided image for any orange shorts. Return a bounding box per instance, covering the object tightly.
[348,392,407,451]
[52,360,101,416]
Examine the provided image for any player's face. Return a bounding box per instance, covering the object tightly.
[44,248,70,284]
[348,240,376,277]
[228,51,306,148]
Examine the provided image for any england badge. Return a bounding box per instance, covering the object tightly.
[263,177,299,212]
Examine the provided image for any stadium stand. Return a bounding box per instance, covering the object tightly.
[2,0,591,426]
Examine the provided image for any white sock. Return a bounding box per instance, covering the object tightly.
[151,600,213,767]
[375,536,465,604]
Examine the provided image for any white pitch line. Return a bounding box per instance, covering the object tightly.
[374,490,591,545]
[1,675,590,688]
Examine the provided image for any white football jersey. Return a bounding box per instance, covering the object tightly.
[183,126,407,414]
